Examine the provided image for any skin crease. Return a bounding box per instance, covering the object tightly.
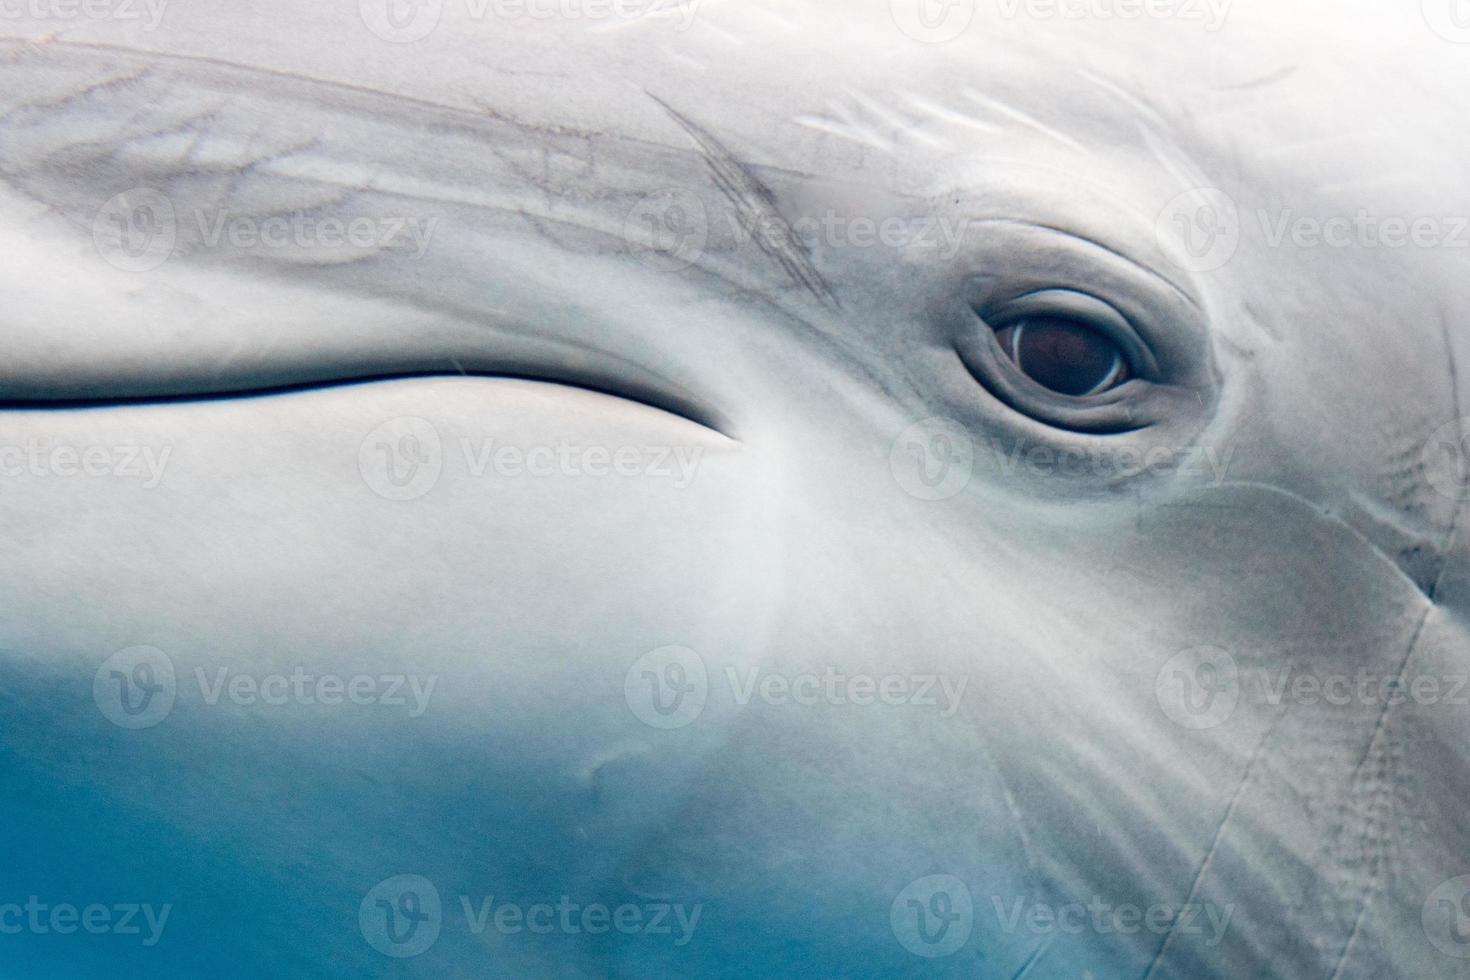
[0,1,1467,977]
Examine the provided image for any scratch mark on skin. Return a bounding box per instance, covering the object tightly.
[1009,936,1052,979]
[902,94,1004,138]
[1072,68,1171,134]
[794,88,949,155]
[1326,326,1463,978]
[1437,309,1467,573]
[0,63,152,125]
[1215,65,1300,91]
[960,88,1089,156]
[1213,481,1433,602]
[1325,604,1432,980]
[1140,702,1288,980]
[649,92,839,309]
[1315,172,1417,196]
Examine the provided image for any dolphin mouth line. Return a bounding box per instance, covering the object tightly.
[0,368,737,439]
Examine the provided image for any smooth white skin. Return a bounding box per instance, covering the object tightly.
[0,2,1467,977]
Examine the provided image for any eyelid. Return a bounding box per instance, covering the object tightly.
[980,289,1160,382]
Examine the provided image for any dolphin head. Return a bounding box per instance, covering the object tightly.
[0,2,1467,977]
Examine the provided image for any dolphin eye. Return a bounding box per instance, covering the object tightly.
[956,288,1166,435]
[992,317,1130,397]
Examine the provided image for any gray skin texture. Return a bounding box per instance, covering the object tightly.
[1,1,1468,977]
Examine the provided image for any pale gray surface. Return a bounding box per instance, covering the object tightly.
[0,2,1467,977]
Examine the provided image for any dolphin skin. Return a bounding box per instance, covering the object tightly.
[0,1,1468,977]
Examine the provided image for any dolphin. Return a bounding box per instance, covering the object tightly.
[0,1,1467,976]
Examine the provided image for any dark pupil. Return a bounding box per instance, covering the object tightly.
[997,317,1124,397]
